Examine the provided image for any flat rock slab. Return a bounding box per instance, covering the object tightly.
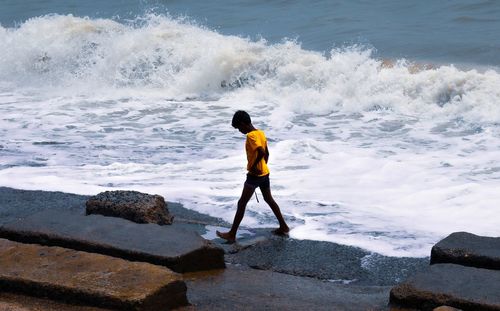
[183,264,391,311]
[0,238,187,310]
[0,292,113,311]
[431,232,500,270]
[223,229,428,286]
[0,210,224,273]
[390,263,500,311]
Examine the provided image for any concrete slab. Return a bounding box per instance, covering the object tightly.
[390,263,500,311]
[0,209,224,273]
[0,187,227,228]
[0,292,113,311]
[431,232,500,270]
[223,230,428,286]
[0,238,187,310]
[183,264,391,311]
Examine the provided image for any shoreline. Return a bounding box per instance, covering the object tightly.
[0,186,428,284]
[0,186,429,309]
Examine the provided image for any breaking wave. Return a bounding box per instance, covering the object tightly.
[1,14,500,122]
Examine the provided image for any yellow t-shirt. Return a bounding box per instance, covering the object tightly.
[246,130,270,176]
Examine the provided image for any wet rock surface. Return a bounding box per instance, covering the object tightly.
[0,187,225,228]
[0,292,112,311]
[391,232,500,310]
[223,228,428,286]
[431,232,500,270]
[183,264,391,311]
[0,187,87,225]
[390,263,500,311]
[3,187,499,310]
[432,306,463,311]
[0,209,225,273]
[0,187,434,310]
[86,190,173,225]
[0,238,188,310]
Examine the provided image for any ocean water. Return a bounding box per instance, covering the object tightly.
[1,1,500,257]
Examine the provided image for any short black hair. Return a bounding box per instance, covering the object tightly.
[232,110,251,128]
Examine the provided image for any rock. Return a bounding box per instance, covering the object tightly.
[380,59,434,73]
[184,263,391,311]
[0,209,225,273]
[0,292,112,311]
[86,190,173,225]
[224,230,427,286]
[0,302,30,311]
[0,187,88,226]
[431,232,500,270]
[433,306,463,311]
[390,263,500,311]
[0,238,188,310]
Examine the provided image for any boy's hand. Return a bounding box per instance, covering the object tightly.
[249,166,261,176]
[249,146,266,175]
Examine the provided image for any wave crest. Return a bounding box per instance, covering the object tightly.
[1,14,500,122]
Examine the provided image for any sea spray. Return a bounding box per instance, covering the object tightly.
[2,14,500,122]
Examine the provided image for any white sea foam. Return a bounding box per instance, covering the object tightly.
[2,14,500,122]
[1,14,500,257]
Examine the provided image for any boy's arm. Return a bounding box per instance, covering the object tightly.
[249,146,266,175]
[264,146,269,163]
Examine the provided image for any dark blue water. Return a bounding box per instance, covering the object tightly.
[2,0,500,66]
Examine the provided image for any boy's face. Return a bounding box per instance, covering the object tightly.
[234,122,249,134]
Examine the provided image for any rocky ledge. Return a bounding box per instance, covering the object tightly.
[0,238,188,310]
[390,232,500,311]
[3,187,499,310]
[430,231,500,270]
[0,209,225,273]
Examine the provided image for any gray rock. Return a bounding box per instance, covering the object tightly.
[0,210,225,273]
[223,228,428,286]
[0,187,87,225]
[86,190,173,225]
[433,306,463,311]
[0,186,225,227]
[390,263,500,311]
[186,263,391,311]
[431,232,500,270]
[0,186,424,309]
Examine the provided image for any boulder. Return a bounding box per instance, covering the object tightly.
[431,232,500,270]
[0,238,188,310]
[86,190,173,225]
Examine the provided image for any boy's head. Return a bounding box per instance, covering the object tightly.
[232,110,251,128]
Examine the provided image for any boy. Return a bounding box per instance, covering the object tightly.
[216,110,289,243]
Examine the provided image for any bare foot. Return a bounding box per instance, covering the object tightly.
[216,230,236,243]
[272,226,290,236]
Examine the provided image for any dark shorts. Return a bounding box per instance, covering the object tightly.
[245,174,270,190]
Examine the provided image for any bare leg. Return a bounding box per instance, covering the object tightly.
[260,187,289,234]
[216,184,255,243]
